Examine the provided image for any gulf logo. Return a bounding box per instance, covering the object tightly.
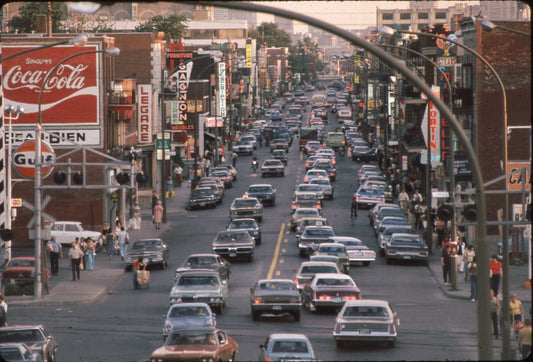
[13,140,56,179]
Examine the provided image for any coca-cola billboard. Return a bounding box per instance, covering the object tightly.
[1,44,101,126]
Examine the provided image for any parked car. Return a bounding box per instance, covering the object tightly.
[195,182,223,204]
[169,270,228,313]
[250,279,302,321]
[302,273,361,312]
[211,165,237,181]
[384,233,429,265]
[352,147,381,163]
[124,238,169,271]
[333,299,399,348]
[212,230,255,262]
[2,257,37,286]
[227,218,262,245]
[186,187,217,210]
[312,242,350,273]
[298,226,335,257]
[150,328,238,362]
[290,208,322,231]
[229,197,263,222]
[377,226,418,256]
[245,184,276,206]
[261,159,285,177]
[175,253,231,282]
[0,343,42,361]
[162,303,216,341]
[328,236,376,266]
[0,325,58,362]
[293,260,342,292]
[209,169,233,188]
[50,221,102,247]
[258,333,315,362]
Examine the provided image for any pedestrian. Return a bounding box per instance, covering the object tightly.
[411,188,423,205]
[435,218,446,249]
[103,222,115,260]
[490,289,501,339]
[350,198,358,218]
[0,293,7,327]
[518,318,532,359]
[456,237,466,273]
[133,257,146,289]
[463,244,476,281]
[174,164,183,187]
[440,244,451,285]
[47,236,62,276]
[468,256,478,301]
[86,237,96,271]
[117,226,129,261]
[68,240,84,281]
[133,203,142,230]
[489,254,502,297]
[232,152,238,167]
[398,187,409,212]
[510,293,524,325]
[79,237,87,270]
[166,176,174,199]
[152,190,159,215]
[377,149,384,170]
[204,157,211,174]
[153,201,164,230]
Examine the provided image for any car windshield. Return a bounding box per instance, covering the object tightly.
[343,306,390,317]
[271,340,309,353]
[384,228,415,236]
[342,240,364,247]
[193,189,213,197]
[299,185,321,192]
[297,194,316,201]
[359,188,383,195]
[185,256,217,268]
[166,332,217,346]
[296,210,319,217]
[300,265,336,273]
[316,278,353,286]
[258,281,296,291]
[233,199,258,207]
[230,220,255,228]
[304,229,334,237]
[310,179,329,186]
[391,237,424,245]
[7,259,34,267]
[248,186,272,193]
[177,276,219,286]
[131,240,160,249]
[215,231,250,242]
[319,246,344,253]
[211,172,228,177]
[170,306,209,318]
[264,161,282,166]
[0,329,43,343]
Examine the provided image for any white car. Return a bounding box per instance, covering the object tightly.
[259,333,315,362]
[232,140,253,155]
[50,221,102,247]
[309,178,334,199]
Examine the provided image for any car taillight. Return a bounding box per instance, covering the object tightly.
[316,204,321,209]
[334,324,341,333]
[253,298,263,304]
[343,295,357,300]
[381,198,385,203]
[294,279,299,286]
[356,197,360,202]
[389,324,395,334]
[291,204,297,209]
[420,251,428,256]
[318,295,332,300]
[388,250,396,255]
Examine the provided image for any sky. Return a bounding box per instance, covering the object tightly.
[258,1,479,32]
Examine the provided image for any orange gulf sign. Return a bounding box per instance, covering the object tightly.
[13,140,56,179]
[507,162,531,191]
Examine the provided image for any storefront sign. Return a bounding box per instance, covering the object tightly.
[218,62,226,117]
[174,61,193,125]
[437,57,456,66]
[9,128,101,147]
[1,44,100,126]
[137,84,152,143]
[507,161,531,191]
[421,86,441,162]
[13,140,56,179]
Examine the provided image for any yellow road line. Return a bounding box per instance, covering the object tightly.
[267,222,285,279]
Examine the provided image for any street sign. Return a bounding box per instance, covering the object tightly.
[13,140,56,179]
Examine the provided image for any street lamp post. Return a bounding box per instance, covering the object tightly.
[34,47,120,298]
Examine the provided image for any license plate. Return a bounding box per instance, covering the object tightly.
[229,252,237,257]
[200,203,206,206]
[272,305,282,310]
[403,255,412,260]
[359,329,371,334]
[333,297,342,303]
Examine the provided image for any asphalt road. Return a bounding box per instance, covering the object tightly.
[9,94,481,361]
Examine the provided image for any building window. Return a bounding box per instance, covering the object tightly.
[382,13,393,20]
[398,24,410,31]
[418,12,429,19]
[435,12,447,19]
[462,64,472,89]
[400,12,411,20]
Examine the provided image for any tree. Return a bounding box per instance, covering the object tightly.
[135,15,188,42]
[249,22,292,49]
[7,2,64,34]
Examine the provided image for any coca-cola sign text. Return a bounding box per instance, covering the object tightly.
[1,45,100,125]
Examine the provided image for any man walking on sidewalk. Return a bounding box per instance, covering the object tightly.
[47,236,62,276]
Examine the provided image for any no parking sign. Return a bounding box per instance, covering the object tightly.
[13,140,56,179]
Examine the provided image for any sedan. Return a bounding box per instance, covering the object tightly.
[298,226,335,257]
[291,192,321,211]
[333,299,399,348]
[261,159,285,177]
[0,325,58,362]
[303,169,329,183]
[271,149,288,165]
[229,197,263,222]
[328,236,376,267]
[175,253,231,282]
[270,139,289,152]
[2,257,36,286]
[259,333,315,362]
[0,343,41,361]
[227,218,262,245]
[377,226,418,256]
[250,279,302,321]
[169,270,228,313]
[309,178,334,199]
[312,242,350,273]
[162,303,216,341]
[209,170,233,188]
[290,208,322,231]
[302,273,361,312]
[232,140,254,155]
[294,183,324,201]
[212,230,255,262]
[196,182,224,204]
[124,238,169,270]
[186,187,217,210]
[150,328,238,362]
[293,260,341,291]
[245,184,276,206]
[353,186,386,209]
[384,233,429,265]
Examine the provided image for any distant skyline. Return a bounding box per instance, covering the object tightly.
[258,1,480,32]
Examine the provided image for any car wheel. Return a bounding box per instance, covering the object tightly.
[363,261,370,267]
[218,303,225,314]
[299,249,305,257]
[262,173,266,177]
[387,340,395,348]
[49,351,56,362]
[258,217,263,222]
[230,352,236,362]
[256,238,261,246]
[293,310,301,321]
[252,310,260,321]
[386,257,392,265]
[336,340,344,348]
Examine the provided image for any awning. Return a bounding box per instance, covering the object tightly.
[204,131,221,141]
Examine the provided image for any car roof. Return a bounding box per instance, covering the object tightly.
[300,261,339,267]
[328,236,363,243]
[268,333,310,340]
[313,273,350,279]
[185,253,221,258]
[0,325,45,331]
[256,278,294,284]
[343,299,390,307]
[248,183,274,188]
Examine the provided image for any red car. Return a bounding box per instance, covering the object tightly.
[2,257,38,286]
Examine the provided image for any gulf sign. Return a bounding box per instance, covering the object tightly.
[1,44,100,126]
[13,140,56,179]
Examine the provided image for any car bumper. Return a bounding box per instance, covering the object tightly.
[188,200,217,209]
[261,169,284,176]
[251,303,301,314]
[229,211,262,220]
[213,247,254,259]
[333,331,396,342]
[385,252,428,262]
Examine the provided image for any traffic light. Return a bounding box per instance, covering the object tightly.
[116,172,130,185]
[72,172,84,185]
[0,229,13,241]
[53,171,67,184]
[463,204,477,222]
[437,204,454,221]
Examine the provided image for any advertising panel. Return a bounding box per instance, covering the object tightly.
[137,84,152,144]
[218,62,226,117]
[507,161,531,191]
[421,85,441,164]
[1,44,101,126]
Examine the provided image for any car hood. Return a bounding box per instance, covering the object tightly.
[213,240,254,247]
[170,285,222,295]
[166,317,215,329]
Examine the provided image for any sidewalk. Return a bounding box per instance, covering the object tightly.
[6,184,191,307]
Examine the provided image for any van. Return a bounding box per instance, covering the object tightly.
[311,94,327,109]
[325,132,346,149]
